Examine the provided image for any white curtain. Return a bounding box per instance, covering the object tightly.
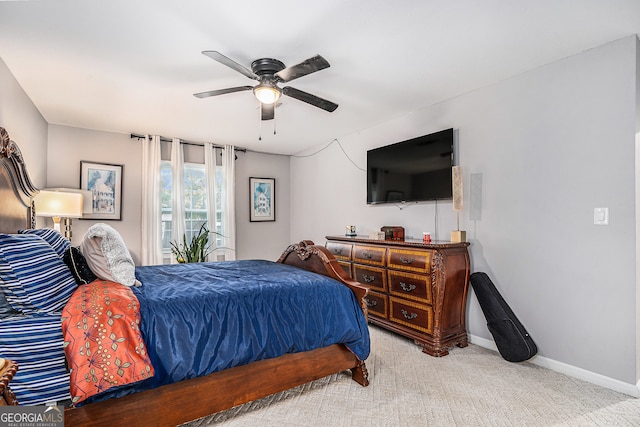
[140,135,163,265]
[204,143,236,261]
[170,138,185,264]
[204,142,236,261]
[221,144,236,261]
[204,143,219,261]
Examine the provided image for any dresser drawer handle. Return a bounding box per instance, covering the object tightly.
[401,309,418,320]
[399,256,415,264]
[362,252,374,259]
[333,248,343,255]
[399,282,416,292]
[362,274,375,283]
[365,299,378,307]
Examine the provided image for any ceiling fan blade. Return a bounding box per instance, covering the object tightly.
[282,86,338,112]
[202,51,258,80]
[261,103,275,121]
[193,86,253,98]
[275,55,330,83]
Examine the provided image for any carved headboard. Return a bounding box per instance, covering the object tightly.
[0,127,39,233]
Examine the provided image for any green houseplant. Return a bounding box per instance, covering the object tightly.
[170,223,212,263]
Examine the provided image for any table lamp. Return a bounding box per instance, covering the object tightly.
[451,165,466,242]
[34,190,83,239]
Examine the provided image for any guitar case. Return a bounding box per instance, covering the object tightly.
[470,272,537,362]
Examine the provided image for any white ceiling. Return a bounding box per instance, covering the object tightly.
[1,1,639,155]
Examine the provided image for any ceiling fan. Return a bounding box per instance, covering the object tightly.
[194,51,338,121]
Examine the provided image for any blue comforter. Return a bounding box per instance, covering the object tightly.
[85,259,369,402]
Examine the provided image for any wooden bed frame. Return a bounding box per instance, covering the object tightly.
[0,127,370,426]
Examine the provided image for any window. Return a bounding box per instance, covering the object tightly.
[160,161,222,262]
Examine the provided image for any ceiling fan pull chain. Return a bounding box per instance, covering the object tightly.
[258,112,263,141]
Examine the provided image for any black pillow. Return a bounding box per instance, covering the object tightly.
[62,246,98,285]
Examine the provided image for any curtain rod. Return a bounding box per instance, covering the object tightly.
[130,133,246,152]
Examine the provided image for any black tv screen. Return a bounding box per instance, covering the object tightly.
[367,128,454,204]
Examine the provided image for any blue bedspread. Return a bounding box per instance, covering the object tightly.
[85,259,369,402]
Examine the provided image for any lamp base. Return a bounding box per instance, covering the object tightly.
[63,218,73,240]
[450,230,466,243]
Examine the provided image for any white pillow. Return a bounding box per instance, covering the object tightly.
[79,223,141,287]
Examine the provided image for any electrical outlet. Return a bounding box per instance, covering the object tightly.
[594,207,609,225]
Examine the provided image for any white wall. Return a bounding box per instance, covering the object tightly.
[235,150,291,261]
[291,36,639,389]
[636,36,640,389]
[636,128,640,389]
[0,58,47,187]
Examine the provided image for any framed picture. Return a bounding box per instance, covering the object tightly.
[80,161,123,220]
[250,177,275,222]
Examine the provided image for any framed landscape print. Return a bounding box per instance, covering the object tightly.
[80,161,123,220]
[250,177,275,222]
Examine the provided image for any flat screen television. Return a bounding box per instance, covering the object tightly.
[367,128,454,204]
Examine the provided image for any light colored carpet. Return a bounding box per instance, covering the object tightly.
[183,326,640,426]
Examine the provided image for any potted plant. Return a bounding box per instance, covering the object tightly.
[170,223,212,263]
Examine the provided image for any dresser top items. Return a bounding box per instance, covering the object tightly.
[325,235,470,250]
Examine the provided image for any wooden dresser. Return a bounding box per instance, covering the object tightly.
[326,235,470,356]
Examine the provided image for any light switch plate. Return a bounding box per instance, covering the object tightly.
[594,207,609,225]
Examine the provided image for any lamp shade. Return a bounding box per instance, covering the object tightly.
[452,166,463,211]
[47,188,93,214]
[34,190,83,218]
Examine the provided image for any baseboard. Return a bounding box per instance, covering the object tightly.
[468,334,640,398]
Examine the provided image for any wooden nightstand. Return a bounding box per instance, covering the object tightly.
[0,358,18,406]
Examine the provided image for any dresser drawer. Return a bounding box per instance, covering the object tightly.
[389,297,433,334]
[387,248,431,274]
[326,241,352,261]
[364,290,388,319]
[353,245,386,266]
[337,261,352,279]
[388,270,431,304]
[353,265,387,291]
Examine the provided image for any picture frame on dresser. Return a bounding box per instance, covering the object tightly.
[249,177,275,222]
[80,161,123,220]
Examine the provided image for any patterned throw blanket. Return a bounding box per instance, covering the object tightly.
[61,280,154,404]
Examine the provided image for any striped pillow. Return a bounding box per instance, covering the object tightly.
[0,234,77,313]
[0,313,71,405]
[18,228,71,257]
[0,289,19,319]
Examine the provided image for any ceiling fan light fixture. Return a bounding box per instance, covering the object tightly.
[196,52,338,117]
[254,85,281,104]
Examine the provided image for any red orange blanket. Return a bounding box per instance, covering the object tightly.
[61,279,154,404]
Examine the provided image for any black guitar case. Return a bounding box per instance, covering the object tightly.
[470,272,537,362]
